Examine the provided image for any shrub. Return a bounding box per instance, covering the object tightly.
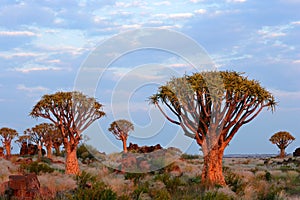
[20,161,54,174]
[224,167,244,194]
[132,182,149,200]
[154,173,183,192]
[67,171,117,200]
[201,191,234,200]
[181,154,199,160]
[124,172,146,185]
[265,171,272,182]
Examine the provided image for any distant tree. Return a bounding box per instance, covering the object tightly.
[25,123,58,159]
[108,119,134,153]
[270,131,295,158]
[150,71,276,186]
[52,130,63,156]
[15,134,30,147]
[0,127,18,156]
[30,91,105,174]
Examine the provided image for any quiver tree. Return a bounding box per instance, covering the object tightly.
[270,131,295,158]
[30,91,105,174]
[52,130,63,156]
[25,123,58,159]
[0,127,18,156]
[150,71,276,186]
[108,119,134,153]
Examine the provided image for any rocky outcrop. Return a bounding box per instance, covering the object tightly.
[19,142,46,156]
[127,143,162,153]
[0,147,4,157]
[293,147,300,157]
[118,144,166,172]
[5,173,40,200]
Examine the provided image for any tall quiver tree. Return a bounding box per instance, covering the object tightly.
[150,71,276,186]
[270,131,295,158]
[30,91,105,174]
[0,127,18,157]
[108,119,134,153]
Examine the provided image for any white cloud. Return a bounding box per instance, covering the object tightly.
[17,84,49,93]
[190,0,204,3]
[194,9,207,15]
[226,0,246,2]
[291,21,300,25]
[293,60,300,64]
[153,1,171,6]
[11,66,62,73]
[0,30,38,37]
[271,89,300,99]
[154,13,194,20]
[0,52,42,59]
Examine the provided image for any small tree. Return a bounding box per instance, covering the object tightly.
[25,123,58,159]
[108,119,134,153]
[0,127,18,156]
[52,130,63,156]
[270,131,295,158]
[30,91,105,174]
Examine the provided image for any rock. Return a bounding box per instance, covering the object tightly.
[293,147,300,157]
[20,142,46,156]
[20,142,28,156]
[0,147,4,157]
[6,173,40,200]
[127,143,162,153]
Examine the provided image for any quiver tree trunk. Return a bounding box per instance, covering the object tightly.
[37,145,42,160]
[65,144,80,175]
[280,148,285,158]
[46,143,52,159]
[122,139,128,153]
[53,144,61,156]
[5,142,11,156]
[201,144,226,187]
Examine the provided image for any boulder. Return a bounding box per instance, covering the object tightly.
[0,147,4,157]
[293,147,300,157]
[5,173,40,200]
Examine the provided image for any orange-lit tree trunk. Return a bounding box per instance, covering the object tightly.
[65,145,79,175]
[122,139,128,153]
[201,145,226,186]
[53,143,61,156]
[279,148,285,158]
[37,144,42,160]
[4,141,11,156]
[45,141,52,159]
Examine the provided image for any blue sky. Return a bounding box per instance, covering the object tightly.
[0,0,299,155]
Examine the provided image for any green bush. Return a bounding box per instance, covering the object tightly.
[201,191,234,200]
[265,171,272,182]
[132,182,149,200]
[124,172,146,185]
[20,161,54,174]
[181,154,199,160]
[154,173,183,192]
[69,171,117,200]
[224,167,244,194]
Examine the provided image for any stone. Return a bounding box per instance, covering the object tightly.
[6,173,40,200]
[0,147,4,157]
[293,147,300,157]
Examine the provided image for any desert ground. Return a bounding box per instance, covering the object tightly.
[1,146,300,200]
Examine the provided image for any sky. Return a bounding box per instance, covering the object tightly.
[0,0,299,155]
